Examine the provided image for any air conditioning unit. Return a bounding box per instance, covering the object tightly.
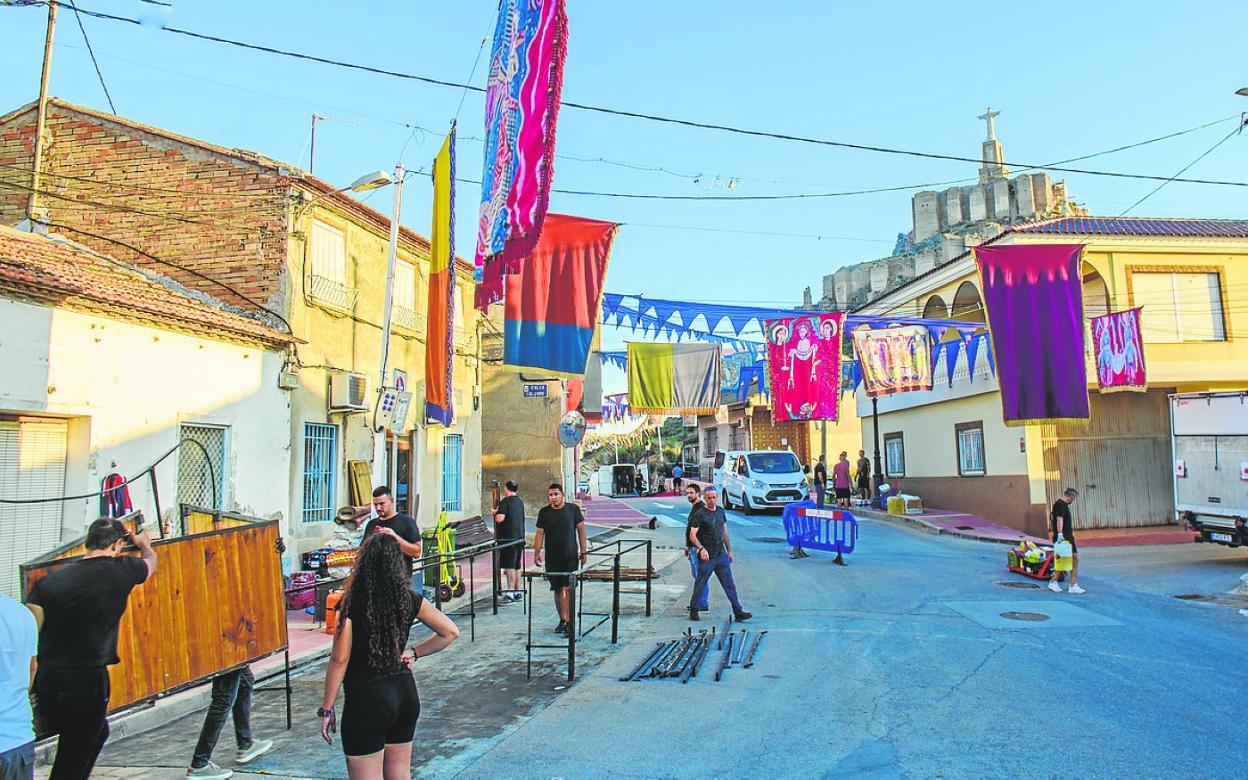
[329,373,369,412]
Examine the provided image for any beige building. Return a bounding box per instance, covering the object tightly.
[856,216,1248,534]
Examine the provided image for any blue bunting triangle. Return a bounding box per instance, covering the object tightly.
[944,336,962,386]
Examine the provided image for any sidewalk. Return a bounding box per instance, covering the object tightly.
[855,505,1193,547]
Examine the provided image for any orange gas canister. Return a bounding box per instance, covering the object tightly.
[324,589,344,635]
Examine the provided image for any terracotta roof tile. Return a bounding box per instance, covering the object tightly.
[0,226,293,348]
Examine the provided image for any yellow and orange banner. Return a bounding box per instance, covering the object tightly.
[425,126,456,426]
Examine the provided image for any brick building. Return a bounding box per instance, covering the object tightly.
[0,98,484,557]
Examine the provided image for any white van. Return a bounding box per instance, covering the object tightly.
[720,450,809,512]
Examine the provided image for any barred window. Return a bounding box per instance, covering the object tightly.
[303,423,338,523]
[955,422,986,476]
[441,434,463,512]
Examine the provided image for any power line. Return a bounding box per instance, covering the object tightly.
[1117,123,1245,217]
[65,0,116,113]
[25,1,1248,190]
[42,42,1243,199]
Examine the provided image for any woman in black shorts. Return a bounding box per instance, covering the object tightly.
[319,534,459,779]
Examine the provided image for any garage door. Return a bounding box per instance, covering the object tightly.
[1040,391,1174,529]
[0,419,67,598]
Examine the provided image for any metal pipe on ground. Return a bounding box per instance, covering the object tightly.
[656,637,691,678]
[732,631,750,665]
[620,642,667,682]
[690,635,713,678]
[643,641,680,679]
[717,618,731,649]
[743,631,767,668]
[714,635,734,682]
[680,638,708,684]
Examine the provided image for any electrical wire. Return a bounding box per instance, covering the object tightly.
[38,43,1243,200]
[1116,123,1245,218]
[66,0,117,114]
[23,1,1248,190]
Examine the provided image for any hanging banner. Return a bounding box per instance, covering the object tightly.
[627,342,721,415]
[764,313,844,422]
[1091,307,1147,393]
[425,127,456,427]
[974,244,1089,425]
[850,325,933,397]
[503,214,617,376]
[474,0,569,311]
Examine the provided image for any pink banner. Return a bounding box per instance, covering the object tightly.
[765,313,844,422]
[1091,307,1146,393]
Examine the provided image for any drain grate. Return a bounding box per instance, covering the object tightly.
[1000,611,1050,622]
[995,580,1042,589]
[750,537,788,544]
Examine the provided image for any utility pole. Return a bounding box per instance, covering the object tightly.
[374,163,404,467]
[871,397,883,507]
[27,0,57,228]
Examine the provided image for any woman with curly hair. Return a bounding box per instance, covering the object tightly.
[319,533,458,779]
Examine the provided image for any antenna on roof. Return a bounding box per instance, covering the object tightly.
[309,114,364,174]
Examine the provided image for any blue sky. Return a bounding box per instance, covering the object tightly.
[3,1,1246,350]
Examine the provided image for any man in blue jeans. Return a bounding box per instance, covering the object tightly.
[687,486,751,622]
[683,484,710,612]
[185,665,273,778]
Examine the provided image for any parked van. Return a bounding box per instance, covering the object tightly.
[712,449,745,489]
[720,450,809,512]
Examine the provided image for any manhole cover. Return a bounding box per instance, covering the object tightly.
[995,581,1042,589]
[751,537,788,544]
[999,611,1050,622]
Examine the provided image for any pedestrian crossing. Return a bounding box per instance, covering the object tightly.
[649,508,778,528]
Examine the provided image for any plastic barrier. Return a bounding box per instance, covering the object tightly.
[782,501,859,558]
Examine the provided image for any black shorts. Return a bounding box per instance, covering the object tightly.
[497,542,522,570]
[341,674,420,757]
[834,487,851,499]
[546,558,576,590]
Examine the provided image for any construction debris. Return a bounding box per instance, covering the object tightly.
[620,619,767,683]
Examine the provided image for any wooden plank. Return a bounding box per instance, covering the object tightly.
[20,509,287,717]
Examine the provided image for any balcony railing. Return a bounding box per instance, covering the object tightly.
[392,305,426,333]
[309,274,359,311]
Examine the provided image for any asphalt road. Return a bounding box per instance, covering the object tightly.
[92,498,1248,779]
[459,498,1248,780]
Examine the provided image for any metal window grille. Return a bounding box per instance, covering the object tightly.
[303,423,338,523]
[957,427,985,475]
[440,434,462,512]
[178,424,228,509]
[0,420,67,598]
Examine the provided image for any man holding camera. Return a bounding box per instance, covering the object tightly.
[25,518,156,779]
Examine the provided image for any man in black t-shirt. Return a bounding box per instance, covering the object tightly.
[493,481,526,602]
[688,486,751,622]
[683,483,710,612]
[362,486,421,578]
[1048,487,1084,594]
[25,518,156,780]
[533,483,588,636]
[813,456,828,509]
[855,450,871,501]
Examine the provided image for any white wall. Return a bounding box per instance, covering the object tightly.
[0,298,292,544]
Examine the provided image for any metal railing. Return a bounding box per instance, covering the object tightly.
[524,538,653,682]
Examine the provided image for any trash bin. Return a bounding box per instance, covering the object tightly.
[421,528,441,588]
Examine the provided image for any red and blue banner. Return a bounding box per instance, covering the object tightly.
[503,213,617,376]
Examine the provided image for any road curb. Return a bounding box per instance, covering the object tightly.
[854,507,1028,546]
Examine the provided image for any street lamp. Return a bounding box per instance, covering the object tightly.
[300,169,393,210]
[1236,87,1248,97]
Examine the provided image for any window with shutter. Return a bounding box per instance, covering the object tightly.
[0,419,67,598]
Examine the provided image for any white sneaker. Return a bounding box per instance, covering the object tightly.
[1048,581,1063,593]
[1068,584,1085,595]
[236,738,274,764]
[187,762,233,780]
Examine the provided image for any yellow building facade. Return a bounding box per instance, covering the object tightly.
[856,217,1248,534]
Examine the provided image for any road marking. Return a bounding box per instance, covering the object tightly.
[654,502,675,509]
[654,514,684,528]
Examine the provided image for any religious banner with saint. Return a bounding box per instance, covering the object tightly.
[764,313,844,422]
[850,325,933,397]
[1090,307,1146,393]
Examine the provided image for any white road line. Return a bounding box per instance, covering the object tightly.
[654,514,684,528]
[654,503,675,509]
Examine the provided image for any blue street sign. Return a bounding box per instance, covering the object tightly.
[522,383,549,398]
